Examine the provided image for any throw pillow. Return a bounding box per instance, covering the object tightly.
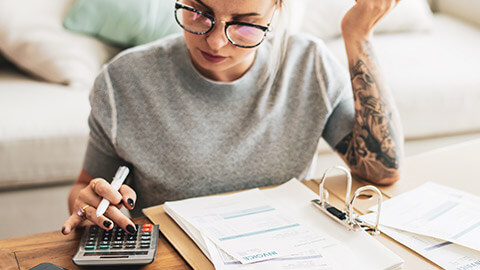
[0,0,120,87]
[291,0,434,40]
[63,0,182,47]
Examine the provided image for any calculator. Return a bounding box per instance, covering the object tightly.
[72,224,159,266]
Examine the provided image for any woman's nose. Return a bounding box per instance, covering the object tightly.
[205,21,229,51]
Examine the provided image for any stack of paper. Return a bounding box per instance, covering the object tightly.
[361,182,480,270]
[163,179,404,269]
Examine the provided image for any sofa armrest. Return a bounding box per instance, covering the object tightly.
[436,0,480,27]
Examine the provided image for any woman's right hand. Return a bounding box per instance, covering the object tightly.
[61,177,137,235]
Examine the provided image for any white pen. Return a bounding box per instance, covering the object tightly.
[96,166,130,217]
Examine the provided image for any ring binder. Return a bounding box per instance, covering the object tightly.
[311,166,382,235]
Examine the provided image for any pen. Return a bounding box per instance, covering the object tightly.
[96,166,130,217]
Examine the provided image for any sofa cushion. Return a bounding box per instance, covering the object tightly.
[0,0,119,87]
[292,0,433,40]
[63,0,182,47]
[0,70,90,189]
[436,0,480,28]
[325,14,480,138]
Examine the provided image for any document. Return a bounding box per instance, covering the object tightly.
[369,182,480,252]
[164,188,337,264]
[362,213,480,270]
[204,235,337,270]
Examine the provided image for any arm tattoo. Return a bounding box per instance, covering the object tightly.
[336,41,401,182]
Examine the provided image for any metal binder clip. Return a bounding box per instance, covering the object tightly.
[311,166,382,235]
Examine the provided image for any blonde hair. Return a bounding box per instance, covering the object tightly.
[261,0,290,89]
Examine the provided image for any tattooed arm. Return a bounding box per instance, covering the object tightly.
[335,0,404,185]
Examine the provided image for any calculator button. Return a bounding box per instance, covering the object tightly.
[125,245,136,249]
[141,232,151,236]
[140,244,150,249]
[84,245,95,250]
[99,245,110,249]
[141,236,151,240]
[141,227,152,232]
[143,224,153,228]
[126,240,137,245]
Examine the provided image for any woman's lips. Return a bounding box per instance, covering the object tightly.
[201,50,227,63]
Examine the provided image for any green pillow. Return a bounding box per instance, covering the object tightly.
[63,0,182,47]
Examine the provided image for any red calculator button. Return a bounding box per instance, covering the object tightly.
[142,227,152,232]
[143,224,153,228]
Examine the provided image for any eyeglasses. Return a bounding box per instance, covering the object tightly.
[174,1,274,48]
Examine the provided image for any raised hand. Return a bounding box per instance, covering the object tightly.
[341,0,400,40]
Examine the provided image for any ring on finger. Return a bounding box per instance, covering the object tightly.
[77,204,90,219]
[90,179,101,191]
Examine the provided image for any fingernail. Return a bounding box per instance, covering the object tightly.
[61,226,66,234]
[127,198,134,208]
[126,224,136,234]
[103,220,112,228]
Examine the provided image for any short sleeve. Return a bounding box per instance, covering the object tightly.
[322,95,354,148]
[82,68,126,180]
[312,39,355,149]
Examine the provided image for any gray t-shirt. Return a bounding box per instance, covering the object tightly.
[84,33,354,217]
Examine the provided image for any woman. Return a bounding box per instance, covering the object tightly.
[62,0,403,235]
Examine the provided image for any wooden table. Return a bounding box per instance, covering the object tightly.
[0,216,191,270]
[1,138,479,269]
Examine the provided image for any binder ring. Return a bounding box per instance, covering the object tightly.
[348,185,382,235]
[312,166,383,235]
[318,166,352,210]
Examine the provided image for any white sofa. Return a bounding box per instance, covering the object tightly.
[1,0,479,237]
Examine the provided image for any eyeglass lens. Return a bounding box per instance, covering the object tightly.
[175,6,267,47]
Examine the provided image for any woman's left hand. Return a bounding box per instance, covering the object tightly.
[341,0,400,40]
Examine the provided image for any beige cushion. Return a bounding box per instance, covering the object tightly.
[436,0,480,27]
[0,0,120,87]
[0,70,90,188]
[290,0,434,40]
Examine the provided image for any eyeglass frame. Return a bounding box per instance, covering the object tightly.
[174,1,276,48]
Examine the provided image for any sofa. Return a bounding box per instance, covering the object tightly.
[1,0,479,238]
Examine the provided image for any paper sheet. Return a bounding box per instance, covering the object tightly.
[164,188,336,264]
[204,234,337,270]
[371,182,480,252]
[362,212,480,270]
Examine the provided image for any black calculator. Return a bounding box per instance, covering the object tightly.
[73,224,159,266]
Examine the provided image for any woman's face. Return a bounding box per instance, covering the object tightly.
[181,0,277,82]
